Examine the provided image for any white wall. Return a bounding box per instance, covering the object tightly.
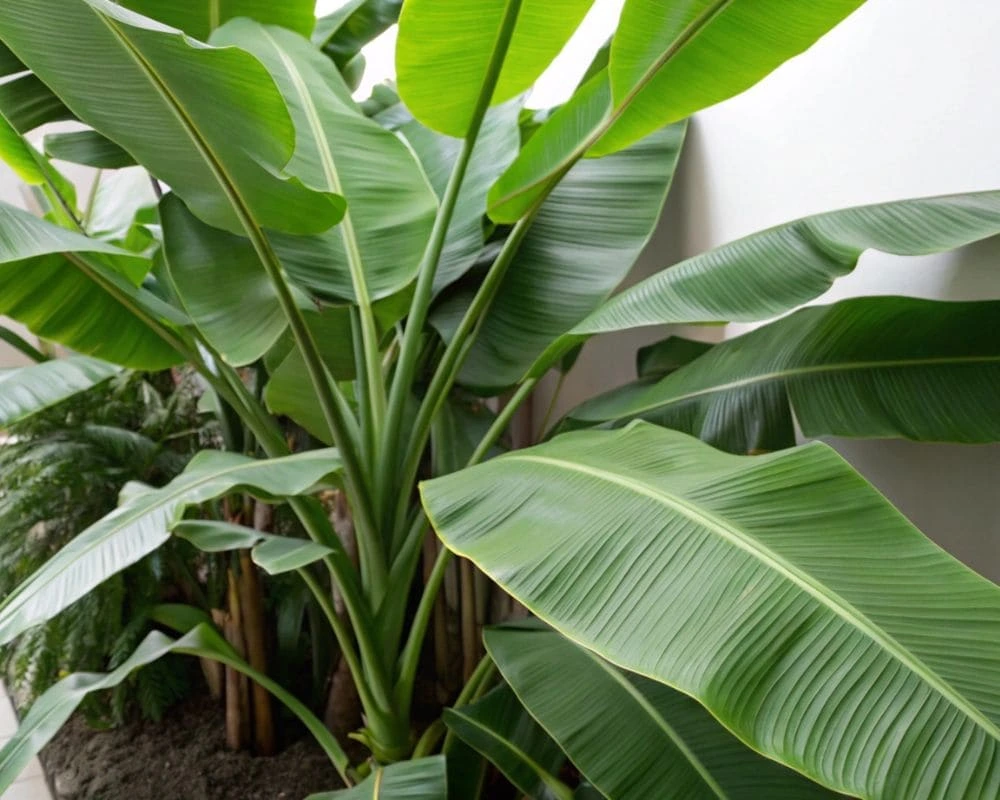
[540,0,1000,580]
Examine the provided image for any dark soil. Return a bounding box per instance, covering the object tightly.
[40,696,345,800]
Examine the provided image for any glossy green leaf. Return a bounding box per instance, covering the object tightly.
[0,73,72,133]
[569,297,1000,453]
[118,0,316,41]
[310,756,447,799]
[0,448,341,646]
[487,624,840,799]
[457,121,686,392]
[636,336,714,380]
[0,0,343,236]
[0,356,120,428]
[594,0,865,155]
[532,190,1000,378]
[0,624,347,795]
[423,423,1000,799]
[314,0,401,67]
[396,0,596,137]
[216,20,437,304]
[172,519,333,575]
[160,193,288,366]
[397,101,522,292]
[0,201,181,369]
[43,129,135,169]
[444,684,569,800]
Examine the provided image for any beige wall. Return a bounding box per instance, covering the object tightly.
[537,0,1000,581]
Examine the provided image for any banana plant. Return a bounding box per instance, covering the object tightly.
[1,0,999,797]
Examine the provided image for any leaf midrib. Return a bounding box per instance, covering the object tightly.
[586,353,1000,419]
[580,648,729,799]
[488,452,1000,744]
[447,707,570,798]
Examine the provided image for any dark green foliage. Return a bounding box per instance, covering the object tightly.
[0,369,210,723]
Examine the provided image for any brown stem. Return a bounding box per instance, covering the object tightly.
[238,501,276,756]
[460,559,479,681]
[224,568,251,751]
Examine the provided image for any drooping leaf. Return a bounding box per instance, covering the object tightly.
[314,0,402,67]
[0,0,343,236]
[422,423,1000,799]
[43,129,135,170]
[487,623,840,799]
[0,624,348,795]
[444,684,568,800]
[397,100,522,292]
[172,519,333,575]
[160,193,288,366]
[594,0,865,155]
[568,297,1000,453]
[215,20,437,304]
[309,756,447,799]
[0,448,341,646]
[636,335,714,380]
[396,0,596,137]
[457,121,687,392]
[0,201,181,369]
[0,356,120,428]
[118,0,316,42]
[531,190,1000,378]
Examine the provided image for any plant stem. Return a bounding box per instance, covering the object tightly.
[537,369,568,439]
[392,379,537,712]
[391,216,539,543]
[378,0,526,530]
[248,231,387,601]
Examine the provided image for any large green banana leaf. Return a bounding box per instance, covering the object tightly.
[0,448,341,646]
[0,201,181,369]
[0,624,348,795]
[309,756,447,799]
[455,121,686,392]
[444,684,567,800]
[486,624,840,799]
[396,0,595,137]
[422,423,1000,799]
[396,101,522,293]
[160,193,289,366]
[530,190,1000,378]
[0,0,343,236]
[487,0,865,218]
[216,20,437,304]
[0,356,120,428]
[118,0,316,41]
[593,0,865,155]
[567,297,1000,453]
